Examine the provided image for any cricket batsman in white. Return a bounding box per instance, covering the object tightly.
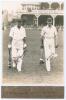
[40,17,58,71]
[8,20,27,72]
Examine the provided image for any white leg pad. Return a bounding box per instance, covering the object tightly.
[12,61,16,68]
[17,58,22,72]
[46,59,51,71]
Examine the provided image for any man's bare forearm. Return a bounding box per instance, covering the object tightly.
[23,37,26,44]
[40,36,44,49]
[9,37,12,44]
[55,35,58,48]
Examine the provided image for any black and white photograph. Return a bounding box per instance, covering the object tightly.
[1,0,64,98]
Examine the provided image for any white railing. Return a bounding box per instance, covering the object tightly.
[16,9,64,15]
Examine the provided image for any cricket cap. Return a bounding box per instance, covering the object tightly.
[17,19,21,23]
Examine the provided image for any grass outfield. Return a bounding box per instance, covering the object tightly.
[3,28,64,85]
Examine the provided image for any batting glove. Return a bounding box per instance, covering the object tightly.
[8,44,12,49]
[23,44,27,49]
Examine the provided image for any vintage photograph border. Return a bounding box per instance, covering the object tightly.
[1,0,64,98]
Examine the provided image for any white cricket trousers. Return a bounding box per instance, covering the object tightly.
[12,48,23,72]
[44,38,55,71]
[12,41,23,72]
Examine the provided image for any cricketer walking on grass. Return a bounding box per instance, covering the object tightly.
[40,17,58,71]
[9,20,27,72]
